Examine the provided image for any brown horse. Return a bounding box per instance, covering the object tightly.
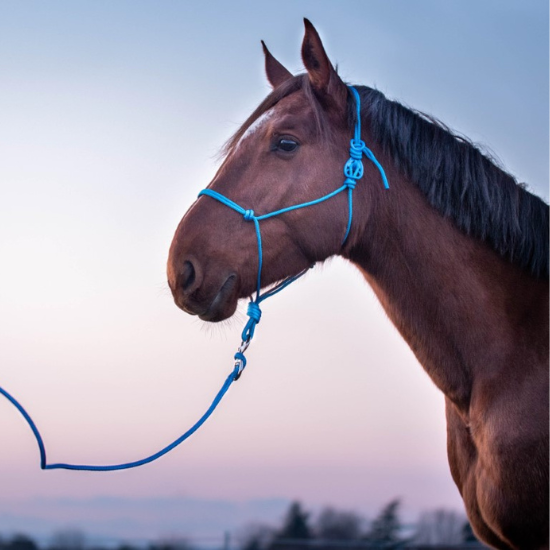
[167,20,549,550]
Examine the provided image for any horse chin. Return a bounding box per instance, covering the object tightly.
[197,274,239,322]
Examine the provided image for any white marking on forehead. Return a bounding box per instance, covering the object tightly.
[234,107,276,152]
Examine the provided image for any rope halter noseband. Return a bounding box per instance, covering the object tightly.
[199,86,389,379]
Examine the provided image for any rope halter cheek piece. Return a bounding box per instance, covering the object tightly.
[199,86,389,380]
[0,86,388,472]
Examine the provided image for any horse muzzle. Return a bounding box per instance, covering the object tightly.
[168,257,239,322]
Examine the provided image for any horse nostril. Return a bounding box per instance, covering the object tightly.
[178,260,196,292]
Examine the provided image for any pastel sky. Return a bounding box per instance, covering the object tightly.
[0,0,547,541]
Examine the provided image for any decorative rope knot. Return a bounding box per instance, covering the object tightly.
[344,157,364,181]
[243,209,255,221]
[247,301,262,323]
[349,138,365,160]
[344,178,357,189]
[343,140,365,192]
[241,301,262,342]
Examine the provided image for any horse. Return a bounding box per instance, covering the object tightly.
[167,20,549,550]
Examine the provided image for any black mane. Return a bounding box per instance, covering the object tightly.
[356,86,549,279]
[226,76,548,279]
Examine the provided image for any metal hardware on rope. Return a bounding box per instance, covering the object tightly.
[234,338,251,380]
[0,86,388,472]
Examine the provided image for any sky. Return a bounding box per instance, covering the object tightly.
[0,0,548,543]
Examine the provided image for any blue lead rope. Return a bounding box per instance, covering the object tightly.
[0,371,236,471]
[0,86,388,472]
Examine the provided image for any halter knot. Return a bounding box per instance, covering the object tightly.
[349,138,365,160]
[243,209,255,221]
[344,177,357,190]
[241,301,262,341]
[344,157,364,181]
[247,301,262,323]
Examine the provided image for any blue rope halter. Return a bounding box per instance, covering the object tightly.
[0,86,388,471]
[199,86,389,378]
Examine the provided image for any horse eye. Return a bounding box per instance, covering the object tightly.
[276,138,299,153]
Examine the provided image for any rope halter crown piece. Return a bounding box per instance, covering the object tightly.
[0,86,388,472]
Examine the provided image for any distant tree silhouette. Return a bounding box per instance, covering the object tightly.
[315,507,363,540]
[238,523,275,550]
[148,538,192,550]
[364,499,403,547]
[275,501,312,540]
[49,529,86,550]
[5,535,38,550]
[267,501,314,549]
[241,535,263,550]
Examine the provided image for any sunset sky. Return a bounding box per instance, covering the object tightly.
[0,0,547,542]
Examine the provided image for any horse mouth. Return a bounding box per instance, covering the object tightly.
[198,274,238,322]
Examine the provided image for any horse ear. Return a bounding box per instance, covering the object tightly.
[301,19,347,105]
[262,40,293,88]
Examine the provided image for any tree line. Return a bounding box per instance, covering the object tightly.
[0,499,484,550]
[238,499,484,549]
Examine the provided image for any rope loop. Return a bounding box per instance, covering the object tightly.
[243,209,255,221]
[349,138,365,160]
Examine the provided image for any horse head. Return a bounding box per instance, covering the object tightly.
[167,20,380,322]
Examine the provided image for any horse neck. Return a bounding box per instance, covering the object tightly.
[345,166,545,414]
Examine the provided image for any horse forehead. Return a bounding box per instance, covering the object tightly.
[238,108,277,145]
[234,95,312,151]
